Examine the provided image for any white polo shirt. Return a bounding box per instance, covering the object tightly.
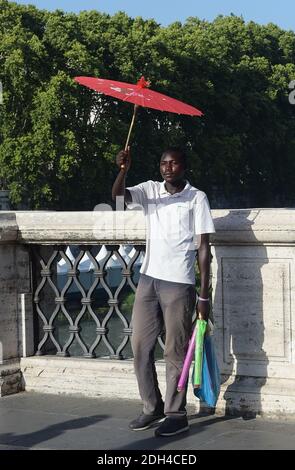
[126,180,215,285]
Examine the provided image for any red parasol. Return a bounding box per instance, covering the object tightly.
[74,76,203,168]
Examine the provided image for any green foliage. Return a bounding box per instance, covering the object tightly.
[0,1,295,208]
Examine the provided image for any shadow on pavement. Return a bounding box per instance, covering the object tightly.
[117,413,238,450]
[0,414,109,449]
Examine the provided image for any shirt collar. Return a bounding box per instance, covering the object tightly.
[159,179,191,197]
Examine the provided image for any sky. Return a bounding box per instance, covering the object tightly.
[14,0,295,31]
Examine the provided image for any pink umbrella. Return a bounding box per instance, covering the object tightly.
[177,325,197,392]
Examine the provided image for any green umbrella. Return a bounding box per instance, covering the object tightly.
[193,319,207,388]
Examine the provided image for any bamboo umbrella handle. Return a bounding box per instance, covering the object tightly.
[121,104,139,170]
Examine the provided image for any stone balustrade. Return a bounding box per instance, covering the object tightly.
[0,208,294,419]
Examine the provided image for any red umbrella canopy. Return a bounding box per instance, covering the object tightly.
[74,76,203,116]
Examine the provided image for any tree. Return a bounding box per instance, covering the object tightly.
[0,2,295,209]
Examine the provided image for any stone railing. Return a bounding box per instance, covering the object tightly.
[0,208,294,419]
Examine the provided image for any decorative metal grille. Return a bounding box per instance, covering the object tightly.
[32,244,165,359]
[32,244,208,359]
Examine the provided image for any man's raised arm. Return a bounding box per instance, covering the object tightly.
[112,147,132,203]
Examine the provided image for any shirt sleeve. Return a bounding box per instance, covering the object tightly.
[125,181,149,212]
[194,192,216,235]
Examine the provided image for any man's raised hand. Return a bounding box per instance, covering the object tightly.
[116,146,131,172]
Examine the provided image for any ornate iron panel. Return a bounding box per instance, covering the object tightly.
[32,244,207,359]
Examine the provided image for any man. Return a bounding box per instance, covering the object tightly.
[112,146,215,437]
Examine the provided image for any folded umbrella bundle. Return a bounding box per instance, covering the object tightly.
[177,319,207,392]
[177,319,220,408]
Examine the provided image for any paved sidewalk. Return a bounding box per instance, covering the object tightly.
[0,392,295,450]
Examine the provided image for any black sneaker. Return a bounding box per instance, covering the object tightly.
[129,412,165,431]
[154,416,189,437]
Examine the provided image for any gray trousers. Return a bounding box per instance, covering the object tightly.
[131,273,196,417]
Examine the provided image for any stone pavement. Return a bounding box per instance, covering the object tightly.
[0,392,295,450]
